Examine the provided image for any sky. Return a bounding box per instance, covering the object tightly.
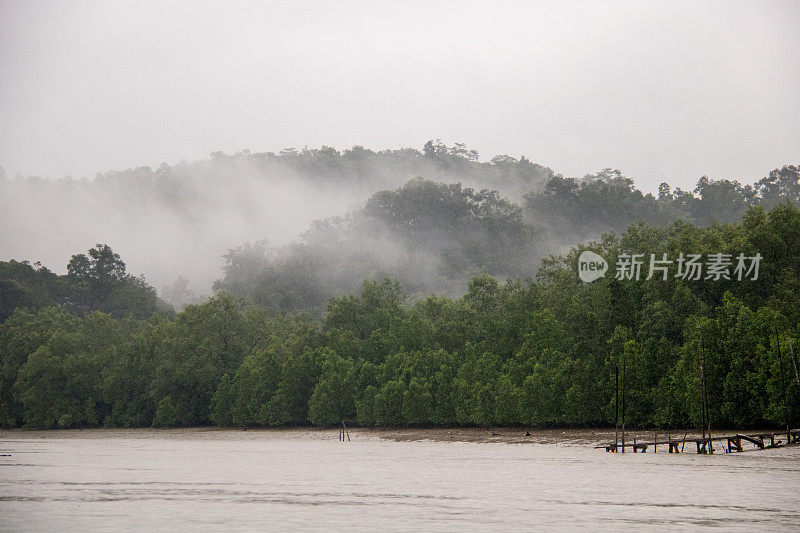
[1,0,798,191]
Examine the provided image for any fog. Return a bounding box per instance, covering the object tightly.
[0,154,373,295]
[1,1,799,306]
[2,1,799,189]
[0,145,553,300]
[0,160,355,294]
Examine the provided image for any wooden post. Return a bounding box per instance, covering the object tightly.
[698,342,706,452]
[621,356,626,453]
[775,329,790,445]
[704,343,713,453]
[615,365,619,453]
[699,340,713,453]
[788,337,800,386]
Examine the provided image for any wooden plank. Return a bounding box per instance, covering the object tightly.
[737,434,764,448]
[599,429,800,451]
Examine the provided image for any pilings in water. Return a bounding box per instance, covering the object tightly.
[604,330,798,455]
[775,329,792,446]
[339,420,350,441]
[601,429,800,453]
[698,340,713,454]
[621,358,626,453]
[614,365,619,454]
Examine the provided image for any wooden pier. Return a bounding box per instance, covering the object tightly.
[602,332,799,455]
[598,429,800,454]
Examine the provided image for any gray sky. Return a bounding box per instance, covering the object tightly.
[1,0,798,191]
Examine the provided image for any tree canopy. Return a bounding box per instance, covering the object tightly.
[0,244,165,322]
[2,203,798,430]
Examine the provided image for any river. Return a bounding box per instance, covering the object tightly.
[1,429,798,531]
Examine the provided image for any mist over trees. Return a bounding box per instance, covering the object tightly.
[213,178,539,313]
[1,143,799,430]
[2,140,796,313]
[212,159,800,315]
[524,167,799,242]
[1,202,798,429]
[0,140,554,300]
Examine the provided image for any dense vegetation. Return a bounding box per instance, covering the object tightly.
[0,244,164,322]
[213,163,800,315]
[4,139,797,313]
[86,140,556,200]
[2,149,798,429]
[212,178,538,312]
[0,140,558,308]
[2,202,798,430]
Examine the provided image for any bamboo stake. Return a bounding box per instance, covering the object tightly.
[698,342,706,452]
[704,356,713,453]
[621,356,626,453]
[699,340,713,453]
[775,329,790,444]
[615,365,619,452]
[789,337,800,386]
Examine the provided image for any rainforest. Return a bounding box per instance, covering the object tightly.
[1,146,798,430]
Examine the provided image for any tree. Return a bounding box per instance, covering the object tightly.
[307,351,356,426]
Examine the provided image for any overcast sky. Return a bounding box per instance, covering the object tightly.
[1,0,798,191]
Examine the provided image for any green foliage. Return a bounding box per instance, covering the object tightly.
[2,202,800,430]
[523,166,797,244]
[0,244,165,321]
[213,178,542,315]
[209,162,799,319]
[307,351,356,426]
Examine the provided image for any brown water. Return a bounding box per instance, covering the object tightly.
[1,431,798,531]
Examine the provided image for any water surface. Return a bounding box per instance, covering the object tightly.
[1,431,798,531]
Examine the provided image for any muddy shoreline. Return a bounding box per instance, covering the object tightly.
[1,426,782,447]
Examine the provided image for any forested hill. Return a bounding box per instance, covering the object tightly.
[526,166,800,240]
[1,140,796,307]
[212,178,538,312]
[1,202,798,430]
[93,140,556,200]
[0,141,553,297]
[213,164,800,314]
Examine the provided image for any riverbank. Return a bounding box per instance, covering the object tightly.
[2,426,782,447]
